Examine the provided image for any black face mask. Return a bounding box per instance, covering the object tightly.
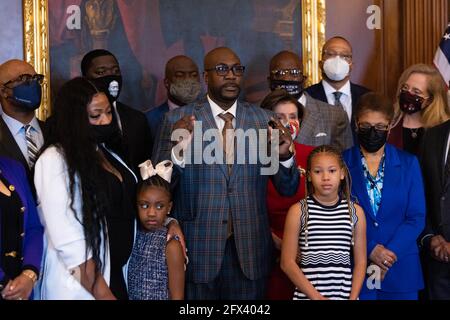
[270,80,304,99]
[91,121,121,145]
[399,90,426,114]
[357,126,388,153]
[91,75,123,103]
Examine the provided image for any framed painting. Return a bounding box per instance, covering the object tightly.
[23,0,325,120]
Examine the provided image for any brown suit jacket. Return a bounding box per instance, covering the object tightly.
[296,93,353,151]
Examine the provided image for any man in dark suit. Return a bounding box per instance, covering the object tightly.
[146,55,201,146]
[269,51,353,151]
[419,120,450,300]
[306,36,370,137]
[82,49,152,172]
[153,47,299,299]
[0,59,46,183]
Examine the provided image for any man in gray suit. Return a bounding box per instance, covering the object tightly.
[268,51,353,151]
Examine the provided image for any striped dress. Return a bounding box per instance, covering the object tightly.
[293,196,358,300]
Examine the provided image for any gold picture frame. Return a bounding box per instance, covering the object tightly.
[23,0,326,120]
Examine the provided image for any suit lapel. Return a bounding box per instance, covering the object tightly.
[0,117,28,168]
[318,82,328,102]
[229,102,248,184]
[376,145,400,219]
[193,100,229,178]
[441,123,450,191]
[348,146,377,221]
[299,96,324,143]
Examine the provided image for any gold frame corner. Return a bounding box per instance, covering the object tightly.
[302,0,326,86]
[23,0,50,120]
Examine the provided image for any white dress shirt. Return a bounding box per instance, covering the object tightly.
[112,101,123,132]
[446,133,450,164]
[299,93,307,108]
[172,96,293,168]
[322,80,352,122]
[1,112,44,165]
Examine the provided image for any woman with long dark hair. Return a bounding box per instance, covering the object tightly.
[34,77,138,299]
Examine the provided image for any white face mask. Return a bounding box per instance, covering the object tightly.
[323,56,350,81]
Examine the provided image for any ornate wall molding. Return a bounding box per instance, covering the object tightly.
[23,0,50,120]
[302,0,326,86]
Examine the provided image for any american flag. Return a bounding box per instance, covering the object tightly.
[434,23,450,87]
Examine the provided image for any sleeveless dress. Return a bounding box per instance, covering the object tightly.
[293,196,358,300]
[127,227,169,300]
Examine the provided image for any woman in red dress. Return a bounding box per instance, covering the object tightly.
[261,89,314,300]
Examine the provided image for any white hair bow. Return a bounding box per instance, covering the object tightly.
[138,160,173,183]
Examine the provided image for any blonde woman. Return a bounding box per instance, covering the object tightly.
[389,64,450,155]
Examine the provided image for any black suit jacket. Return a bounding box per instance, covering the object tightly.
[419,120,450,242]
[306,81,371,139]
[116,101,153,173]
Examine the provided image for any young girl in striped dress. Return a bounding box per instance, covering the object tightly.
[281,145,367,300]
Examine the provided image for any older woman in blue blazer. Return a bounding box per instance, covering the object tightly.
[343,92,425,300]
[0,157,43,300]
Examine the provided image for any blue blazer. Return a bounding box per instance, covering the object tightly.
[153,98,300,283]
[0,157,43,285]
[343,144,425,292]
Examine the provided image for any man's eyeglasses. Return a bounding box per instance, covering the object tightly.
[323,50,353,63]
[205,64,245,76]
[270,69,306,80]
[358,123,389,131]
[3,74,44,88]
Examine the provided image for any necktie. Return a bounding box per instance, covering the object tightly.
[333,91,343,107]
[24,124,39,168]
[218,112,235,173]
[218,112,235,238]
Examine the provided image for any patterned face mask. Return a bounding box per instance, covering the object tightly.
[399,90,427,114]
[283,119,300,141]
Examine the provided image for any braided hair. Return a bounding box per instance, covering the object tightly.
[303,145,355,247]
[137,175,172,201]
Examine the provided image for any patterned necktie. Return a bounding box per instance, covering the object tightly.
[24,124,39,168]
[218,112,235,173]
[333,91,343,107]
[218,112,235,238]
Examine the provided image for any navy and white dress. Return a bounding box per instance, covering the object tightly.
[127,227,169,300]
[294,196,358,300]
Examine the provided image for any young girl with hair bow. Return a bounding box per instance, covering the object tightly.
[126,160,185,300]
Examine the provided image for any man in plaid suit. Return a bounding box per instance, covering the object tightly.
[152,47,300,299]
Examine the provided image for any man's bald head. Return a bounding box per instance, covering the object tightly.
[164,55,201,106]
[0,59,36,85]
[0,59,40,122]
[269,51,302,74]
[165,55,198,78]
[204,47,240,70]
[203,47,242,110]
[322,36,353,55]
